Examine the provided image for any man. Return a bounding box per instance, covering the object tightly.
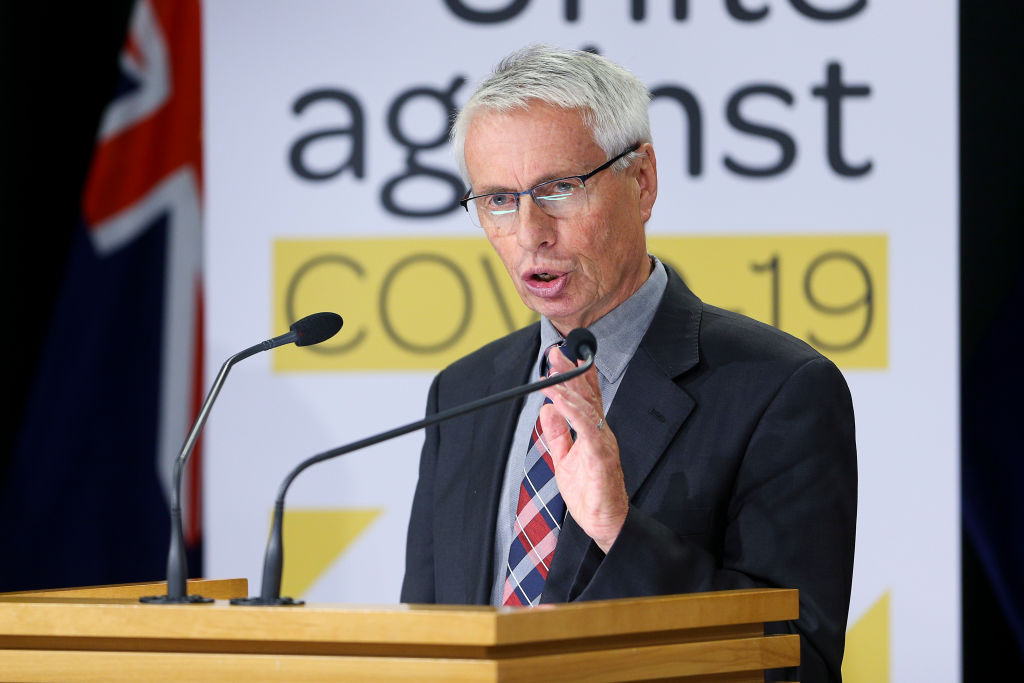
[401,45,856,683]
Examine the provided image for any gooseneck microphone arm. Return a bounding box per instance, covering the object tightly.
[162,343,281,604]
[142,312,343,604]
[232,328,597,606]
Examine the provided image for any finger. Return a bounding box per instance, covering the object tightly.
[544,349,600,403]
[541,383,607,445]
[540,381,598,423]
[548,346,583,374]
[538,402,574,460]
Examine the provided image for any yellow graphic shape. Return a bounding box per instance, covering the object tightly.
[274,234,886,370]
[842,590,890,683]
[649,235,887,369]
[275,237,537,371]
[277,507,382,599]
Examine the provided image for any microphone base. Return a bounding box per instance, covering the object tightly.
[139,594,214,604]
[229,596,305,606]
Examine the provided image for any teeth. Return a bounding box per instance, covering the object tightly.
[535,273,556,282]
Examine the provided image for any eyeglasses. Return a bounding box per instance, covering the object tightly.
[460,143,640,230]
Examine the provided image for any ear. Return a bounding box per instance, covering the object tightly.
[634,143,658,224]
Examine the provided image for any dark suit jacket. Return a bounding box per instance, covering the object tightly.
[401,267,857,683]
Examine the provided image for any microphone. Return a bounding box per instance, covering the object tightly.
[279,311,345,348]
[231,328,597,606]
[141,312,344,604]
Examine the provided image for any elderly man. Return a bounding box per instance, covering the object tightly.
[401,45,856,682]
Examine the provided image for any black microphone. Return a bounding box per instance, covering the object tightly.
[142,312,344,604]
[231,328,597,606]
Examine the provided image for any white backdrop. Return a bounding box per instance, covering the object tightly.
[203,2,958,680]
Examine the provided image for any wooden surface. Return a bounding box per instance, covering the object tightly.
[0,577,247,600]
[0,584,800,682]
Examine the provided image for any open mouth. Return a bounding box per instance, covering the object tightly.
[523,269,568,297]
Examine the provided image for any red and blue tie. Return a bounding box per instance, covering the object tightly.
[502,344,568,607]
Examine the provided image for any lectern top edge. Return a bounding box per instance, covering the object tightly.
[0,586,797,650]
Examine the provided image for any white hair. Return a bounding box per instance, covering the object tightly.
[451,45,652,184]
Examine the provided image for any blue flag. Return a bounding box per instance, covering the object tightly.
[0,0,203,591]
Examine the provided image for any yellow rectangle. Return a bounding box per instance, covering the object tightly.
[273,237,538,371]
[273,234,886,371]
[649,234,887,369]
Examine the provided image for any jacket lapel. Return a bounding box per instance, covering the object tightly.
[543,269,702,602]
[613,269,702,497]
[460,328,539,604]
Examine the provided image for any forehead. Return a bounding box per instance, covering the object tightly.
[464,104,604,190]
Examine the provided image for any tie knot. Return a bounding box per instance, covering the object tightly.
[540,341,564,378]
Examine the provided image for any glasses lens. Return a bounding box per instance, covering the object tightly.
[464,177,588,228]
[534,178,586,217]
[466,194,517,229]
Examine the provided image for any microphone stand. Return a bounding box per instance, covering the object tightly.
[141,310,343,604]
[142,340,289,604]
[232,343,595,606]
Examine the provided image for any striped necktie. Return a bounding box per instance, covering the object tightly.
[501,343,569,606]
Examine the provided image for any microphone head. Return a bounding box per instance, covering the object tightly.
[290,312,344,347]
[563,328,597,363]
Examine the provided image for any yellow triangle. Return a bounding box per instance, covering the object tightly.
[275,507,383,598]
[842,590,890,683]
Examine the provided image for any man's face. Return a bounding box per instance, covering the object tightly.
[464,103,657,334]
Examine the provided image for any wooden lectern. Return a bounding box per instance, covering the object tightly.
[0,579,798,681]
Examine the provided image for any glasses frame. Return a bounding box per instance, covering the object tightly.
[460,142,641,228]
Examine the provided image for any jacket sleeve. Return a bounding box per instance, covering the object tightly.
[572,357,857,683]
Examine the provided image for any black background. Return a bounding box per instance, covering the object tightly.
[1,3,1020,678]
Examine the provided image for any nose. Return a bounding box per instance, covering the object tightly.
[516,196,557,251]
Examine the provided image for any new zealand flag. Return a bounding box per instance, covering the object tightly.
[0,0,203,591]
